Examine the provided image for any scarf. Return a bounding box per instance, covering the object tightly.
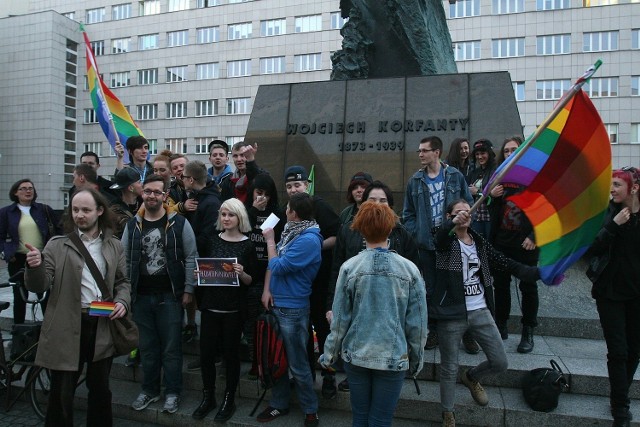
[277,219,318,255]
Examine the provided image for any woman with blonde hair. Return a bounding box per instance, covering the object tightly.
[320,201,427,427]
[193,198,257,421]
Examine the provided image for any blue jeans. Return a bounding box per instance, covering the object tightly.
[344,363,405,427]
[133,292,184,396]
[270,306,318,414]
[437,308,507,412]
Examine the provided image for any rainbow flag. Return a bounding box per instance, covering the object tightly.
[83,29,143,163]
[490,89,611,285]
[89,301,116,317]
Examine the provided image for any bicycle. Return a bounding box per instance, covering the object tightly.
[0,269,52,420]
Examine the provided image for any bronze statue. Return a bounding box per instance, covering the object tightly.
[331,0,458,80]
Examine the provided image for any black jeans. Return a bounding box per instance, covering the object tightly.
[596,296,640,420]
[46,314,113,427]
[492,244,539,327]
[199,310,243,393]
[307,283,331,377]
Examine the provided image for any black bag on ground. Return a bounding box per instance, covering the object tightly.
[522,359,570,412]
[10,322,41,362]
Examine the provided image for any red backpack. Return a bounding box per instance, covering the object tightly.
[250,310,289,415]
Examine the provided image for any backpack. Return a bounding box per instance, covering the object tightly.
[249,310,288,416]
[522,359,570,412]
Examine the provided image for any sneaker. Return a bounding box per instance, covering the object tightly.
[182,324,197,343]
[256,406,290,422]
[442,411,456,427]
[131,392,160,411]
[337,378,350,392]
[425,331,439,350]
[462,331,480,355]
[187,359,201,371]
[460,369,488,406]
[304,413,319,427]
[162,394,180,414]
[125,348,140,367]
[321,374,337,399]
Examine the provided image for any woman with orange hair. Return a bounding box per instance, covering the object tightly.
[320,201,427,427]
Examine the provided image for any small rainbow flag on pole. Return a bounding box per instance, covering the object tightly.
[82,27,144,163]
[483,61,611,285]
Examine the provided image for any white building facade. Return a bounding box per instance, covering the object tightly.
[0,0,638,208]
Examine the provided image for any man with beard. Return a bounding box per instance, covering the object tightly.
[121,175,197,415]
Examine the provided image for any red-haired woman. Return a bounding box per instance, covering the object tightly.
[586,166,640,427]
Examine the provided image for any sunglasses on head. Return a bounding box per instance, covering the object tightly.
[620,166,640,183]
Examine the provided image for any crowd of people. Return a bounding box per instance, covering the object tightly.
[1,133,637,427]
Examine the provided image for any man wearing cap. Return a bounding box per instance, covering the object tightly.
[109,168,143,238]
[283,165,340,399]
[219,141,267,203]
[402,136,473,351]
[207,140,233,185]
[338,172,373,225]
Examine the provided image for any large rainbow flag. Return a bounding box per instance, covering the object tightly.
[83,29,143,163]
[488,89,611,285]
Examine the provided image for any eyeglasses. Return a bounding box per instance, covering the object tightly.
[142,189,166,197]
[417,148,436,154]
[182,175,192,180]
[18,187,34,192]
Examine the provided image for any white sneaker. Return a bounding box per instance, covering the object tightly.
[131,392,160,411]
[162,394,180,414]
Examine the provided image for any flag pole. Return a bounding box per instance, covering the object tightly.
[467,60,602,215]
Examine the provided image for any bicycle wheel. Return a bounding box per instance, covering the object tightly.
[27,366,50,420]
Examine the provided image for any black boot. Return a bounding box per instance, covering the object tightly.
[517,326,534,353]
[214,391,236,422]
[192,389,216,420]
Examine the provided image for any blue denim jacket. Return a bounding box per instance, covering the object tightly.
[320,249,427,376]
[402,162,472,251]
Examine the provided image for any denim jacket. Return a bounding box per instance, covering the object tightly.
[402,162,472,251]
[320,249,427,376]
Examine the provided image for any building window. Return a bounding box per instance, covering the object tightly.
[605,123,618,144]
[197,0,219,7]
[63,12,75,20]
[147,139,158,155]
[84,109,98,124]
[584,77,618,98]
[84,142,101,156]
[261,18,287,37]
[197,26,219,44]
[492,38,525,58]
[227,59,251,77]
[294,53,322,71]
[86,8,105,24]
[169,0,189,11]
[450,0,480,18]
[536,79,571,100]
[454,41,481,61]
[139,0,161,16]
[536,34,570,55]
[513,81,525,101]
[194,137,211,154]
[228,22,252,40]
[260,56,286,74]
[536,0,569,10]
[195,100,218,117]
[227,98,251,115]
[492,0,524,14]
[295,15,322,32]
[583,31,618,52]
[196,63,219,80]
[112,4,131,20]
[583,0,619,6]
[112,38,131,54]
[137,104,158,120]
[166,138,188,154]
[633,29,639,49]
[166,102,187,119]
[331,11,348,29]
[139,34,159,50]
[138,68,158,85]
[110,72,130,88]
[167,30,189,47]
[631,123,640,144]
[91,41,105,56]
[167,66,188,82]
[229,0,249,3]
[632,76,639,96]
